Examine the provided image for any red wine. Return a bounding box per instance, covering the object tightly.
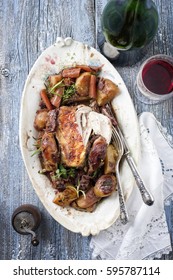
[142,60,173,95]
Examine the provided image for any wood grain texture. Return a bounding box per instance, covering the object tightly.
[0,0,173,260]
[0,0,94,260]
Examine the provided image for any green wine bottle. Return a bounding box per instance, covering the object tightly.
[101,0,159,50]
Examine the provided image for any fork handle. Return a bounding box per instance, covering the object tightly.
[125,153,154,206]
[116,169,129,224]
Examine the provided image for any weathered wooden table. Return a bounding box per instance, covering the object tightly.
[0,0,173,260]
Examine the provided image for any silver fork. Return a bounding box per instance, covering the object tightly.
[105,103,154,206]
[112,127,129,224]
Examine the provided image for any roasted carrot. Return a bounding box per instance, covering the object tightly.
[40,89,53,110]
[89,75,97,99]
[50,87,64,108]
[76,64,103,73]
[76,65,92,72]
[62,67,81,78]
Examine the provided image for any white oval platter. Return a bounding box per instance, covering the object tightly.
[19,37,140,236]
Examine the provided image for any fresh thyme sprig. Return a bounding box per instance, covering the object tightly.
[48,79,65,95]
[31,137,42,157]
[62,84,76,102]
[31,147,41,157]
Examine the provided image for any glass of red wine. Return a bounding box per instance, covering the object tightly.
[135,54,173,104]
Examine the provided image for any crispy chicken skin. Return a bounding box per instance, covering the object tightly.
[56,106,86,167]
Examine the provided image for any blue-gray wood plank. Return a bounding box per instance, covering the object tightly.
[0,0,172,260]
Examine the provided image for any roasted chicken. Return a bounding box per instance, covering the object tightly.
[33,64,120,212]
[56,106,87,168]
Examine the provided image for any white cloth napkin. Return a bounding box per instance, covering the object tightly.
[90,112,173,260]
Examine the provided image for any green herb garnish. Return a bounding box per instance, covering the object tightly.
[53,165,76,180]
[62,84,76,102]
[31,139,42,157]
[68,167,76,178]
[55,164,68,179]
[31,147,41,157]
[49,80,65,94]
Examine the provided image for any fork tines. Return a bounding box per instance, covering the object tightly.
[111,128,121,151]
